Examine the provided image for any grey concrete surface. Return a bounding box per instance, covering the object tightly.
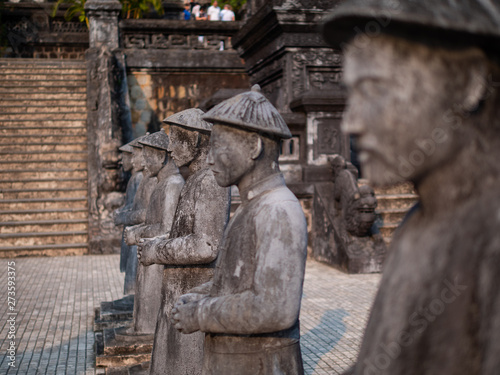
[0,255,380,374]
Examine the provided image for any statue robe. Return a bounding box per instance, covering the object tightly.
[192,173,308,375]
[126,163,184,334]
[149,167,230,375]
[349,190,500,375]
[116,172,157,295]
[118,170,143,273]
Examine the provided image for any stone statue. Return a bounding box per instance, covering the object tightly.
[330,154,385,272]
[114,134,156,295]
[172,86,308,375]
[322,1,500,374]
[137,108,230,375]
[123,129,185,335]
[116,141,144,279]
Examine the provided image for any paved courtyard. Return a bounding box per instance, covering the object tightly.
[0,255,380,374]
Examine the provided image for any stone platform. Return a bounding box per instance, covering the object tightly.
[0,255,380,374]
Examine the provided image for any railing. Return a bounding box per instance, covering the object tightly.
[119,19,242,51]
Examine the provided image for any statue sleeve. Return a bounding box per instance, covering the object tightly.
[195,200,307,334]
[480,243,500,374]
[155,174,229,265]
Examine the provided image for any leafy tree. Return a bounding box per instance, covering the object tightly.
[51,0,164,26]
[216,0,247,16]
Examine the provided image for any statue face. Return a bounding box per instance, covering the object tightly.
[208,124,255,188]
[131,147,145,172]
[143,145,166,177]
[342,35,466,186]
[167,125,199,168]
[121,152,133,172]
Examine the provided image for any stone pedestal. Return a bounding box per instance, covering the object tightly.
[94,295,134,332]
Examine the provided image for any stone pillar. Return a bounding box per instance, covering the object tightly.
[85,0,121,50]
[85,0,133,253]
[232,0,346,191]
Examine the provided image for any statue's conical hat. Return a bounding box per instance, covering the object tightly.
[321,0,500,49]
[138,129,169,151]
[129,133,150,148]
[202,85,292,139]
[163,108,213,134]
[118,144,134,153]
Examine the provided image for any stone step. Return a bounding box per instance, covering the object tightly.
[0,79,86,87]
[0,169,87,181]
[376,194,418,211]
[0,187,87,200]
[0,105,87,114]
[0,159,87,170]
[0,92,86,100]
[0,143,88,153]
[0,127,87,136]
[0,197,87,211]
[0,231,88,247]
[379,224,399,239]
[372,182,416,196]
[0,86,87,93]
[0,99,85,107]
[0,73,86,81]
[0,178,87,190]
[0,136,87,146]
[0,120,87,127]
[0,208,88,222]
[0,150,86,160]
[377,208,410,226]
[0,112,87,121]
[0,67,86,75]
[1,219,88,234]
[0,58,85,69]
[0,243,88,258]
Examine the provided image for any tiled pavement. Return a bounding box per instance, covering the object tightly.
[0,255,380,375]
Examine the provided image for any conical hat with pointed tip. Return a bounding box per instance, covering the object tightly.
[118,144,134,153]
[321,0,500,50]
[163,108,213,134]
[202,85,292,139]
[129,133,150,148]
[138,129,169,151]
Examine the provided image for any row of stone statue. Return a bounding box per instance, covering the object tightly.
[112,0,500,372]
[114,87,307,374]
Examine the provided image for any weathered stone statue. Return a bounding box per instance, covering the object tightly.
[115,134,156,295]
[172,86,308,375]
[317,154,386,273]
[116,142,144,278]
[123,129,185,335]
[137,108,230,375]
[322,1,500,374]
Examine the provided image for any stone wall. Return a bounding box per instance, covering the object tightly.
[128,71,249,137]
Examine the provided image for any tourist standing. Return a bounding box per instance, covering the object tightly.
[207,1,220,20]
[220,4,235,21]
[183,3,192,20]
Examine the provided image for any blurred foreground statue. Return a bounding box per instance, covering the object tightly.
[138,109,230,375]
[172,86,308,375]
[322,1,500,374]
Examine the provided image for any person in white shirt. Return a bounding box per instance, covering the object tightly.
[220,4,235,21]
[207,0,221,21]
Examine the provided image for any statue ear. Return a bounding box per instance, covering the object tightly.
[250,134,263,160]
[462,52,489,112]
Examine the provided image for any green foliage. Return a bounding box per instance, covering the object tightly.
[51,0,165,26]
[121,0,163,19]
[219,0,247,14]
[51,0,89,27]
